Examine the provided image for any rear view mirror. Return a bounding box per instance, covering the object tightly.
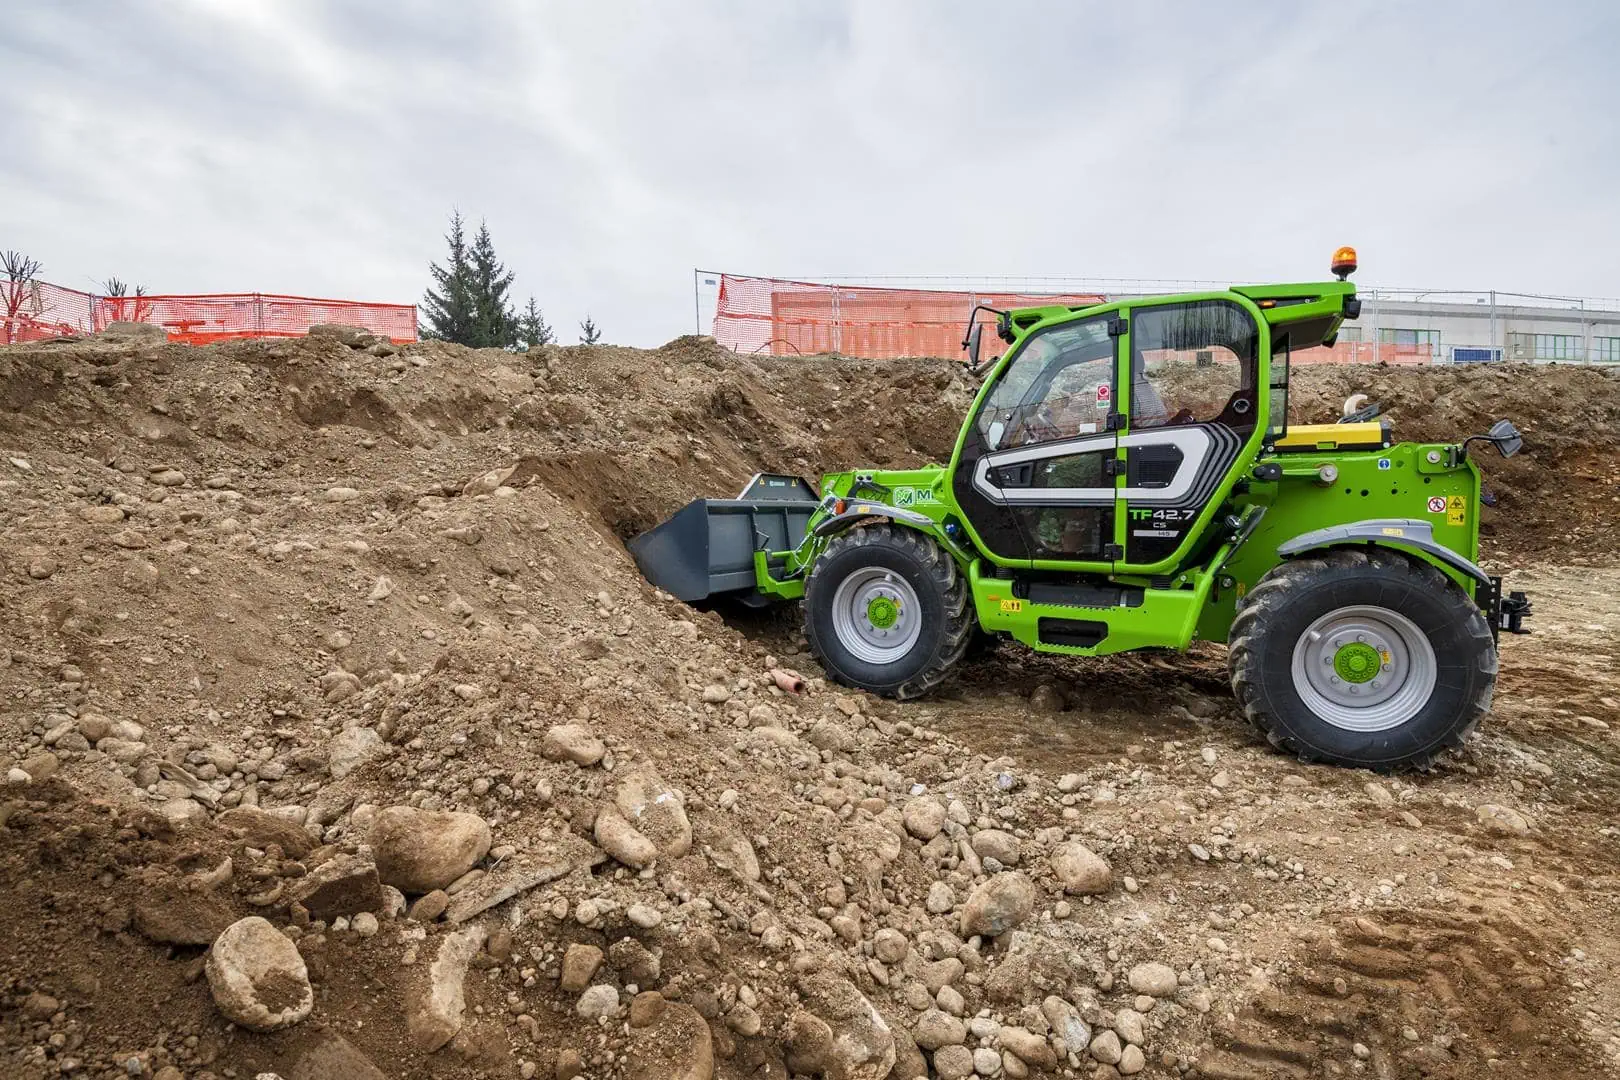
[965,323,984,370]
[1489,419,1522,458]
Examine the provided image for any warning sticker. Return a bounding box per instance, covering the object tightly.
[1426,496,1447,514]
[1446,495,1467,525]
[999,598,1023,614]
[1377,458,1392,471]
[1094,384,1111,410]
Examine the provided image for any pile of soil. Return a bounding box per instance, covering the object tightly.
[2,331,1618,1080]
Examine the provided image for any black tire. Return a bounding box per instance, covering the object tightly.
[1227,548,1496,772]
[803,524,973,699]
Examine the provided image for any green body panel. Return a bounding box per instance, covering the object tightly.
[969,560,1220,656]
[1196,442,1482,642]
[741,277,1491,656]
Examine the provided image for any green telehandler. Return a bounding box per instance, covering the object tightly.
[631,250,1532,771]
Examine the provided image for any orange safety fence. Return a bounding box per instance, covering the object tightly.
[1,278,417,346]
[712,273,1104,360]
[709,272,1439,365]
[1294,340,1436,365]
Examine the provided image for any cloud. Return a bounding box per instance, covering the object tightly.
[2,0,1615,344]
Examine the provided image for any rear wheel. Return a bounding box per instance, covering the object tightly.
[804,525,973,699]
[1228,549,1496,771]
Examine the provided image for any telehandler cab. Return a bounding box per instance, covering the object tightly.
[631,250,1531,770]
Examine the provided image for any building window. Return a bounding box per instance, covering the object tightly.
[1338,326,1362,342]
[1596,337,1620,363]
[1378,328,1439,351]
[1533,334,1581,360]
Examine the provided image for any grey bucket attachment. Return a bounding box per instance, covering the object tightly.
[629,474,818,603]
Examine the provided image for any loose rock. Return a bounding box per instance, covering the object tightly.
[370,806,492,892]
[1050,841,1112,895]
[960,872,1036,938]
[1126,962,1178,998]
[205,917,314,1032]
[542,724,606,766]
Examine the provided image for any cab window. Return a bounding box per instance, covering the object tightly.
[978,317,1114,450]
[1129,301,1259,432]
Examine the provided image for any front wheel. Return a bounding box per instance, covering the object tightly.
[1227,549,1497,771]
[803,525,973,699]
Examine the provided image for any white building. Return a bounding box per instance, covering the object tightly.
[1348,290,1620,364]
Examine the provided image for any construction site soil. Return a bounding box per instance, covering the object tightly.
[1,328,1618,1080]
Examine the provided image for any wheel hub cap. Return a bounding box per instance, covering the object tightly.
[1290,605,1437,732]
[1333,641,1382,684]
[830,568,923,665]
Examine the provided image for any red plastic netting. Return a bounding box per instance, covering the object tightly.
[711,273,1105,360]
[709,273,1430,365]
[1,279,417,346]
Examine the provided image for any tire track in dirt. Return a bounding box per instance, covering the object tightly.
[1198,903,1586,1078]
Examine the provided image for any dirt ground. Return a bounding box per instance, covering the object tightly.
[1,327,1618,1080]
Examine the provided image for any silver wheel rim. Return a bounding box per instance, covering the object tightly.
[830,568,923,665]
[1290,605,1436,732]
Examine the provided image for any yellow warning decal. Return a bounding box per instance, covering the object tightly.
[1380,527,1405,537]
[999,598,1023,614]
[1446,495,1467,526]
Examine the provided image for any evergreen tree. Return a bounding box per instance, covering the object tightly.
[517,297,555,349]
[579,316,602,345]
[421,211,477,344]
[469,220,517,349]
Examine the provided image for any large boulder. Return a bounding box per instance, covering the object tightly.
[369,807,491,893]
[205,917,313,1032]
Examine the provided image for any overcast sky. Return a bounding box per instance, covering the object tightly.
[3,1,1616,345]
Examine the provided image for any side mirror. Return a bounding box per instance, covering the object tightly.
[1489,418,1522,458]
[965,323,984,370]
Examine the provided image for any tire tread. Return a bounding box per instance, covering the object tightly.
[1227,549,1496,772]
[804,525,973,699]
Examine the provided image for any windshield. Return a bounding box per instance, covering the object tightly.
[977,318,1114,450]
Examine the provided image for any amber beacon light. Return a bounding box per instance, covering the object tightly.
[1331,246,1358,280]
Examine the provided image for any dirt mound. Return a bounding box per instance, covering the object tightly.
[2,334,1618,1079]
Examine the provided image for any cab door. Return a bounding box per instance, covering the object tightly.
[1116,299,1263,569]
[951,314,1122,566]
